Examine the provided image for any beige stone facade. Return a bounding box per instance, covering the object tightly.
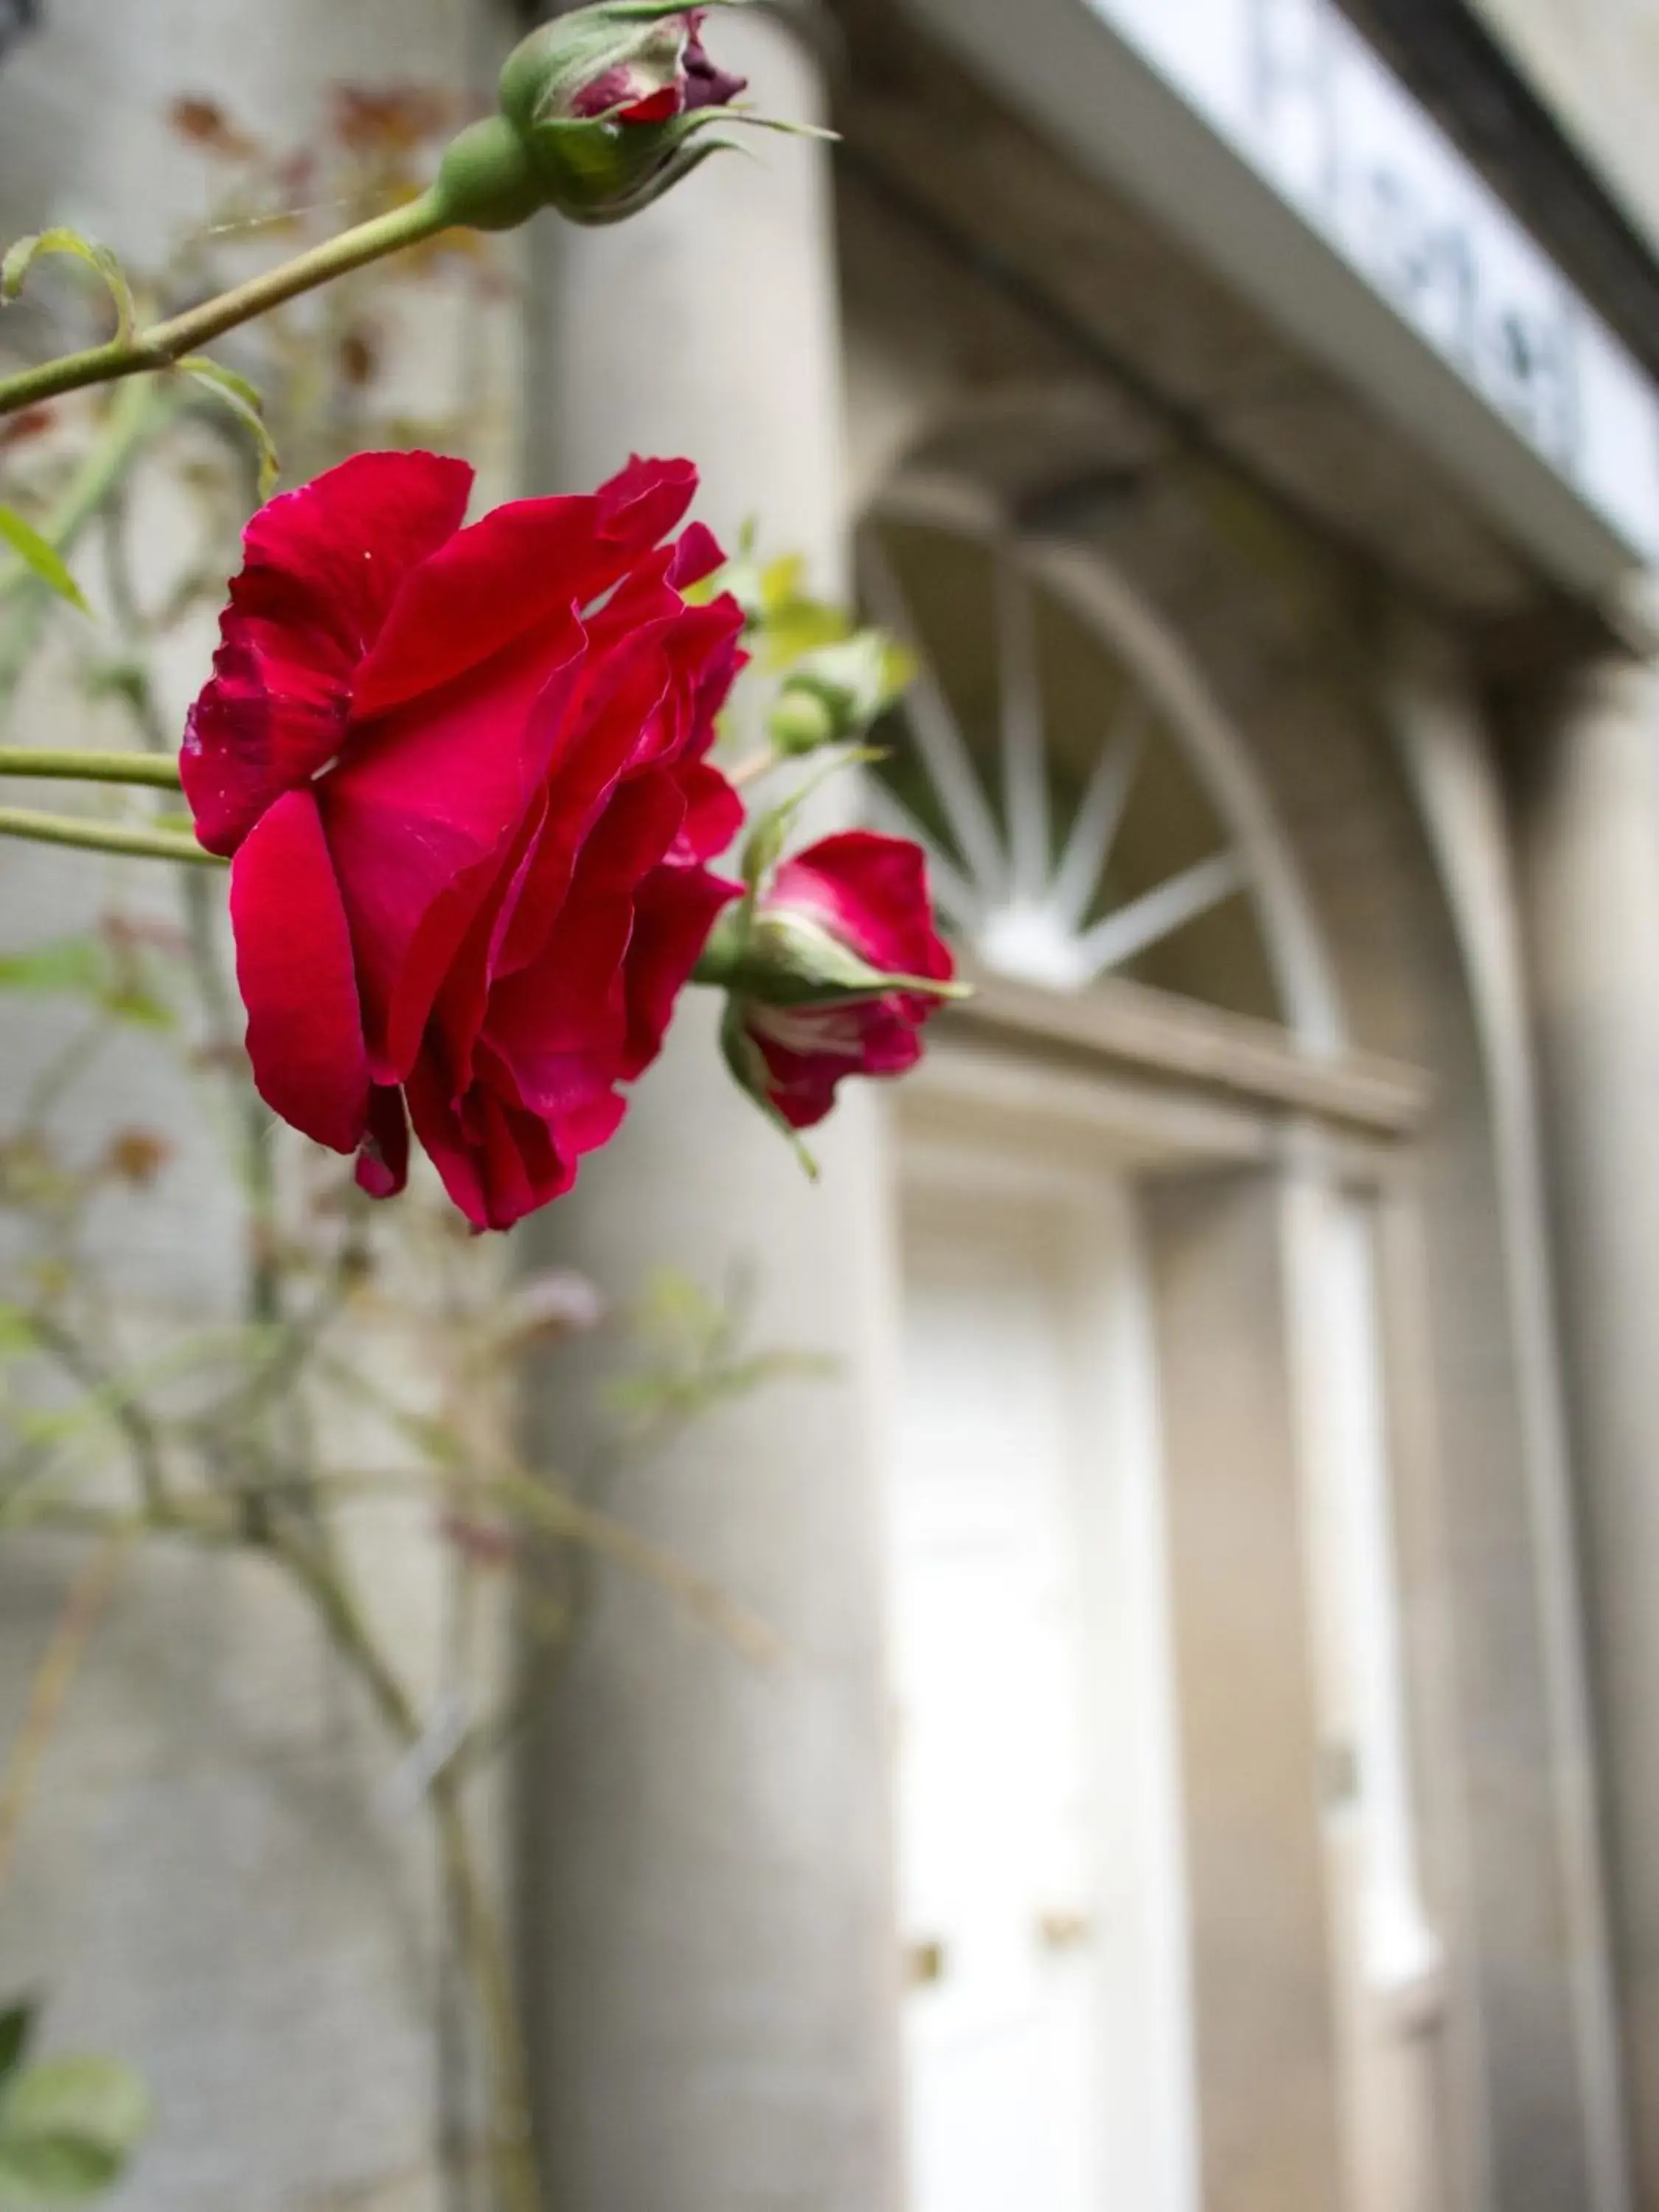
[6,2,1659,2210]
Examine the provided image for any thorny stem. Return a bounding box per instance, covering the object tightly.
[5,1481,543,2212]
[94,539,245,1082]
[25,1311,172,1512]
[0,378,179,705]
[0,192,451,417]
[264,1526,540,2212]
[0,1532,131,1894]
[0,805,218,864]
[726,745,779,789]
[21,1018,108,1135]
[0,381,174,599]
[94,526,285,1506]
[0,223,546,2212]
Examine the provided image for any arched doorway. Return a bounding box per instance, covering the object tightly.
[862,474,1447,2212]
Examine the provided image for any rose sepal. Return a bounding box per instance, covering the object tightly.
[718,994,821,1179]
[695,902,969,1009]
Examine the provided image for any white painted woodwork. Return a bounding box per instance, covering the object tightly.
[1281,1160,1447,2212]
[887,1151,1197,2212]
[860,486,1345,1052]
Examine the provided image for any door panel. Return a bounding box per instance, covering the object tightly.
[889,1165,1197,2212]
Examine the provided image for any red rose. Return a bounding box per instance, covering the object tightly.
[724,831,956,1130]
[182,448,744,1231]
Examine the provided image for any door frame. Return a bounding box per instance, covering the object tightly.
[885,1016,1458,2212]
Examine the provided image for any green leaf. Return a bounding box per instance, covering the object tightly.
[1,230,137,345]
[0,940,105,997]
[759,597,848,671]
[637,1267,726,1352]
[0,2057,150,2206]
[177,357,279,496]
[0,2011,33,2090]
[0,1312,37,1366]
[0,510,90,618]
[759,554,806,613]
[740,804,789,891]
[1,2060,150,2157]
[0,2134,124,2204]
[100,989,173,1031]
[754,558,849,667]
[0,934,176,1030]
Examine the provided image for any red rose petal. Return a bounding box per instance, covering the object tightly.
[622,860,740,1079]
[667,521,726,588]
[322,623,587,1081]
[352,459,700,725]
[356,1083,411,1199]
[229,787,369,1154]
[673,758,742,862]
[617,86,682,122]
[771,831,955,981]
[183,451,472,855]
[407,1048,576,1233]
[597,454,698,549]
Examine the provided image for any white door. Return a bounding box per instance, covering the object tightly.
[888,1156,1197,2212]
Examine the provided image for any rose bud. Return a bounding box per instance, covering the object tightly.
[768,630,912,758]
[433,3,756,234]
[700,831,962,1134]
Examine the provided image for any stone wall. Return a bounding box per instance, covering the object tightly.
[0,9,517,2210]
[1470,0,1659,257]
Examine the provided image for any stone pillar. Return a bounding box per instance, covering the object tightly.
[1141,1165,1346,2212]
[1517,648,1659,2205]
[518,16,908,2212]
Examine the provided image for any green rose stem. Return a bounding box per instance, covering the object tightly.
[0,378,179,701]
[0,743,206,863]
[0,806,218,866]
[725,746,779,790]
[0,189,450,417]
[0,377,175,611]
[0,747,182,786]
[9,1494,540,2212]
[271,1525,540,2212]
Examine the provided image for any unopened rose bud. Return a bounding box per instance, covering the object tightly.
[768,631,911,757]
[700,830,964,1134]
[434,2,754,233]
[767,687,837,759]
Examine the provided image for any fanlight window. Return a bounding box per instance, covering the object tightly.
[858,490,1341,1050]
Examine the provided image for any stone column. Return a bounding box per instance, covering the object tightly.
[1517,647,1659,2206]
[518,15,908,2212]
[1141,1166,1346,2212]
